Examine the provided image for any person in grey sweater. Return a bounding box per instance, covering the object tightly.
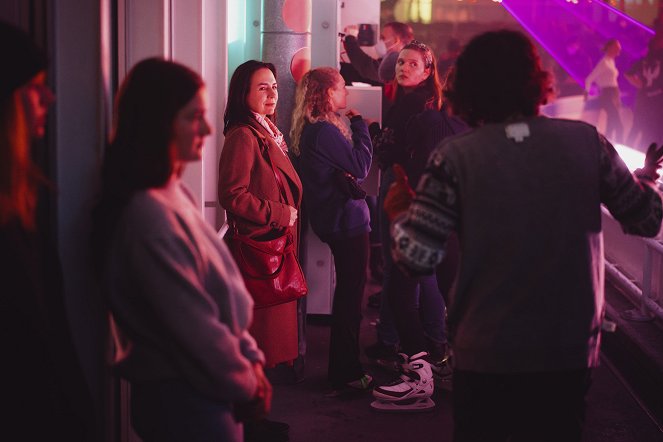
[388,30,663,442]
[93,58,269,442]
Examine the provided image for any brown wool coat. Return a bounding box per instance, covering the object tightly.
[218,118,302,240]
[218,117,303,367]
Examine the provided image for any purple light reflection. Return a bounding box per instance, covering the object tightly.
[500,1,586,87]
[500,0,655,101]
[555,0,652,58]
[592,0,655,35]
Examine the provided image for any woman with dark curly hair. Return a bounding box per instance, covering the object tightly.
[389,29,663,441]
[443,30,552,126]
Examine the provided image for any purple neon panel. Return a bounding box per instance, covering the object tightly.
[500,0,654,97]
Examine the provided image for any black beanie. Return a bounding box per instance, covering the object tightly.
[0,20,48,102]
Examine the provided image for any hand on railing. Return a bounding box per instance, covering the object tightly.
[636,143,663,181]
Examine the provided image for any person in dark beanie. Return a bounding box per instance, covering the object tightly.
[0,20,95,440]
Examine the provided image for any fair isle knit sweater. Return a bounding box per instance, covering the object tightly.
[393,117,662,373]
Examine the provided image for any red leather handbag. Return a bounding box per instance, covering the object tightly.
[226,227,307,308]
[226,139,308,308]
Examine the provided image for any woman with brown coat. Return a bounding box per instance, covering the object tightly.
[218,60,303,376]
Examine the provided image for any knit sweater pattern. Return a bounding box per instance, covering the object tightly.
[393,117,662,373]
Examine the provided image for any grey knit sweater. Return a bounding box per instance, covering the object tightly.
[393,116,662,373]
[106,178,264,402]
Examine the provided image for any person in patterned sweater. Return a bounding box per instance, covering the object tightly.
[388,30,663,442]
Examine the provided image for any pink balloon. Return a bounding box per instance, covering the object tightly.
[290,47,311,82]
[282,0,311,33]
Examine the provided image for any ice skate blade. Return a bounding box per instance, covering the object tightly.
[370,397,435,413]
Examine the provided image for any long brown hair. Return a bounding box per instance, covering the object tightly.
[385,40,442,110]
[92,58,204,266]
[0,91,43,230]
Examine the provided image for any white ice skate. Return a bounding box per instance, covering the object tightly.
[370,352,435,412]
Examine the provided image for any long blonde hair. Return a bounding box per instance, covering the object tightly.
[290,67,351,155]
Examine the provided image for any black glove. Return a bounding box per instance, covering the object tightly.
[636,142,663,181]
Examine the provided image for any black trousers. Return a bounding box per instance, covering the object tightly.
[131,379,241,442]
[453,368,592,442]
[327,232,369,388]
[598,86,623,143]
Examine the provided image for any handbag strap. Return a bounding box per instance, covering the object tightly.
[264,148,288,205]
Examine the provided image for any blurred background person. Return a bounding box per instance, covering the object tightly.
[554,35,594,97]
[290,66,373,395]
[218,59,301,442]
[585,38,624,143]
[342,21,414,85]
[625,33,663,151]
[0,20,94,441]
[437,37,462,84]
[93,58,269,442]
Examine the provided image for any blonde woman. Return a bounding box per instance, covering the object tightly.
[291,67,373,393]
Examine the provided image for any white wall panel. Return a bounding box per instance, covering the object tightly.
[118,0,170,81]
[202,0,228,229]
[311,0,340,68]
[172,0,205,211]
[53,0,108,439]
[118,0,228,227]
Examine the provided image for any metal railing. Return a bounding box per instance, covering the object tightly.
[603,206,663,322]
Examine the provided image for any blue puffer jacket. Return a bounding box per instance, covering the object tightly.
[298,116,372,242]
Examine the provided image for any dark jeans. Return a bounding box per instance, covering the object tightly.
[453,368,592,442]
[327,232,369,388]
[387,266,446,355]
[366,195,380,246]
[131,379,242,442]
[378,169,447,350]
